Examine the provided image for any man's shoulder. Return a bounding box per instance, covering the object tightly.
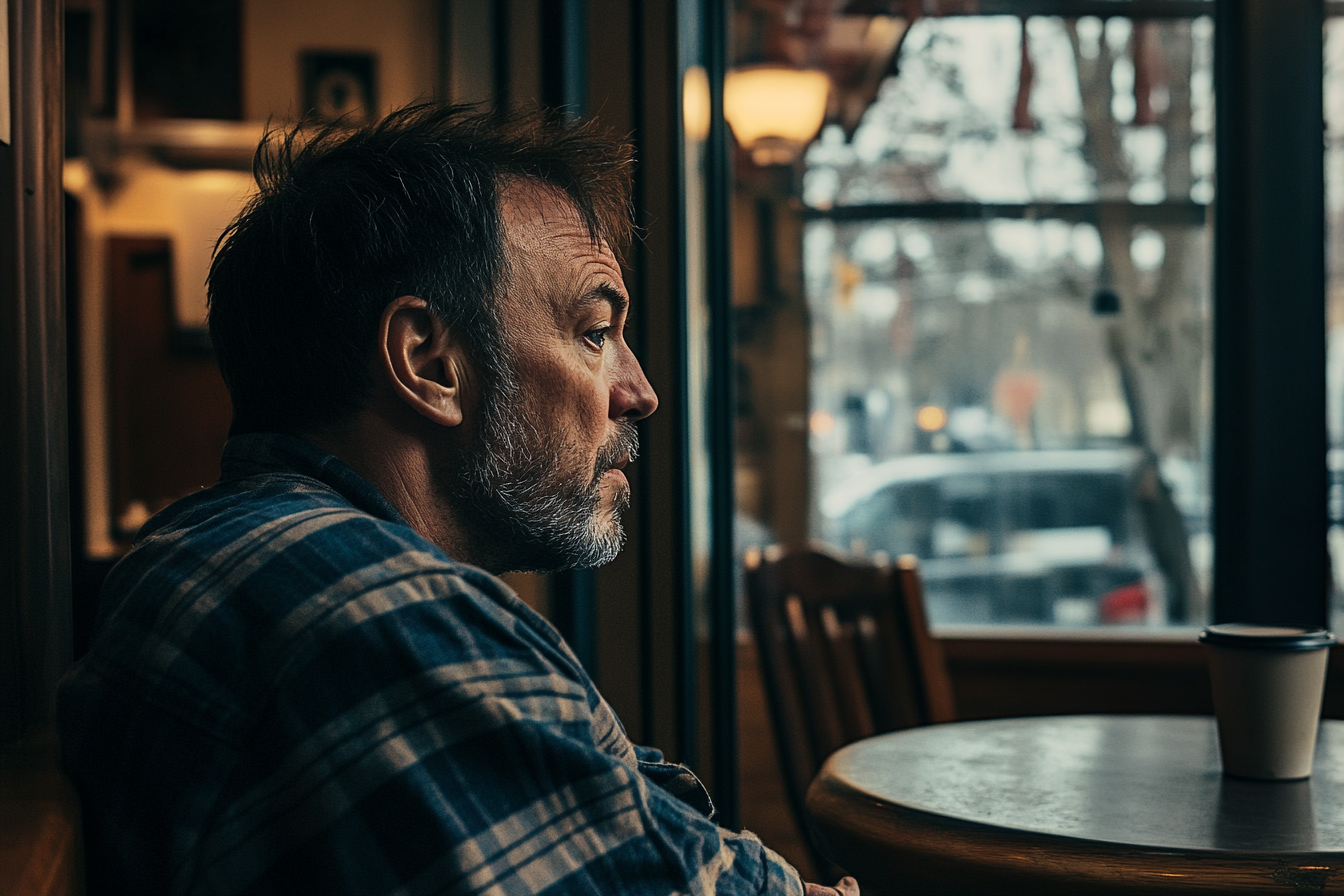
[122,467,444,611]
[137,470,527,617]
[154,466,428,561]
[83,468,568,722]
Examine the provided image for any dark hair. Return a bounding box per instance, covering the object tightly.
[207,103,635,436]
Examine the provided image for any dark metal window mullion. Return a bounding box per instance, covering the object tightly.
[1212,0,1328,627]
[704,0,740,831]
[674,0,704,778]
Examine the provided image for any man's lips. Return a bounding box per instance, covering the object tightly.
[592,453,630,490]
[603,457,630,483]
[594,420,639,486]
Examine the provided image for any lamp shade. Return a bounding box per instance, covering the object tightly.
[723,65,831,166]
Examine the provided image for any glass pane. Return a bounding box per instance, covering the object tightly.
[733,11,1213,629]
[805,16,1214,206]
[1325,18,1344,630]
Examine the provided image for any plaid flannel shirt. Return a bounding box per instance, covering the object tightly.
[57,433,804,896]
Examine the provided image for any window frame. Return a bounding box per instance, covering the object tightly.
[723,0,1330,632]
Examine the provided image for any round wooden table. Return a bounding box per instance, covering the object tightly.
[805,715,1344,895]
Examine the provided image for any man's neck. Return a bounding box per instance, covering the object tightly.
[299,412,488,570]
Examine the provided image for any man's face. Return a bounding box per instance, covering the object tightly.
[450,183,658,572]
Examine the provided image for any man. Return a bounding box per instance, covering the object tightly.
[58,105,858,896]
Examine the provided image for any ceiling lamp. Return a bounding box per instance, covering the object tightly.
[723,65,831,166]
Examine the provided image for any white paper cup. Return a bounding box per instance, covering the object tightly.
[1200,624,1335,780]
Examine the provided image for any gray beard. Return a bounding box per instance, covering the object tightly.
[451,383,639,573]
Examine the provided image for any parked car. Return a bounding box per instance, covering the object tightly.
[817,448,1160,625]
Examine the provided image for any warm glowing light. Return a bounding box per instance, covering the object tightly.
[810,410,836,437]
[916,405,948,432]
[683,66,711,142]
[723,65,830,166]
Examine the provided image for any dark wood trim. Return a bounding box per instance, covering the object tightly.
[943,634,1213,719]
[1,0,70,745]
[583,0,697,775]
[941,636,1344,721]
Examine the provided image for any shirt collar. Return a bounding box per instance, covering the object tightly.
[219,432,410,527]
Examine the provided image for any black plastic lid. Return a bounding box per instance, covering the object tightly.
[1199,623,1336,651]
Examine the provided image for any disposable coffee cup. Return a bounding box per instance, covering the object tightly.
[1199,624,1335,780]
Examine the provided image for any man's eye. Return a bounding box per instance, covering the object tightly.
[584,327,610,349]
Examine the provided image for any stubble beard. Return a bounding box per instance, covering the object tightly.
[451,371,640,573]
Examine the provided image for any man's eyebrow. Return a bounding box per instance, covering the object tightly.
[578,283,628,316]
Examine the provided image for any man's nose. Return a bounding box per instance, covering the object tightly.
[612,353,658,422]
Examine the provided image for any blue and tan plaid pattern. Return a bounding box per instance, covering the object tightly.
[58,434,804,895]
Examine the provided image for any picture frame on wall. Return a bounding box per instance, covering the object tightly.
[301,51,377,124]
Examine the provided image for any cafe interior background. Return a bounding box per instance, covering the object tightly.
[2,0,1341,879]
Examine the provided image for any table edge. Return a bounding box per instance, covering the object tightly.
[806,773,1344,894]
[804,716,1344,895]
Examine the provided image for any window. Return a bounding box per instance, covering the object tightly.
[731,5,1219,629]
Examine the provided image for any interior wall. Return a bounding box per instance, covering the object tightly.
[73,0,452,562]
[443,0,492,106]
[242,0,441,121]
[66,160,255,559]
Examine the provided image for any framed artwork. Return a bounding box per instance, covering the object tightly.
[302,51,377,124]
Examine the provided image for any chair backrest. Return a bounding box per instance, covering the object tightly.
[744,545,954,875]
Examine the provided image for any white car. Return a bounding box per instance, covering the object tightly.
[818,449,1163,625]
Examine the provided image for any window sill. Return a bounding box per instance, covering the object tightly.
[932,623,1205,643]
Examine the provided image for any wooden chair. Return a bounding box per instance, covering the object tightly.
[744,545,955,877]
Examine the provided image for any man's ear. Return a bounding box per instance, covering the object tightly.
[378,295,470,427]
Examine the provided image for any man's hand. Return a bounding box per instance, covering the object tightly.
[805,876,859,896]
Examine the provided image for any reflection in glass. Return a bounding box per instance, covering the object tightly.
[1324,19,1344,630]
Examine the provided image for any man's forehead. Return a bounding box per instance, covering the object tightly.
[500,181,606,251]
[498,180,626,322]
